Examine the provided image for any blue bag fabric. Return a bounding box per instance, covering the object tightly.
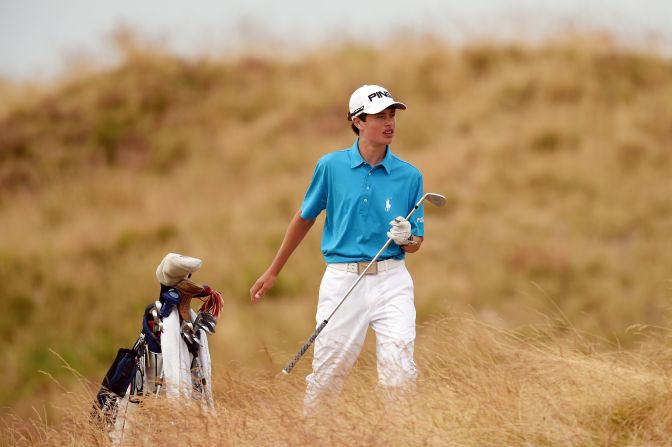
[92,347,139,427]
[142,303,162,353]
[159,289,180,319]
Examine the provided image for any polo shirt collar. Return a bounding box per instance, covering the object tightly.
[349,139,394,174]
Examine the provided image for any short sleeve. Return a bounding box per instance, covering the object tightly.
[300,159,328,219]
[410,172,425,236]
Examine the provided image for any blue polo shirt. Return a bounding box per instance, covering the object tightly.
[301,139,424,263]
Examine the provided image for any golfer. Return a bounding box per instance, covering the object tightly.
[250,84,425,412]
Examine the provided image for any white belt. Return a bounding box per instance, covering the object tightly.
[327,259,404,275]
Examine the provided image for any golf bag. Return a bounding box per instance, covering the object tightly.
[91,303,163,430]
[92,280,223,431]
[91,344,143,430]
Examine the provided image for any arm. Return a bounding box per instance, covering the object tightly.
[250,211,316,304]
[402,235,424,254]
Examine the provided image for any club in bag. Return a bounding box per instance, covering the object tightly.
[180,320,202,346]
[282,192,447,374]
[194,312,217,335]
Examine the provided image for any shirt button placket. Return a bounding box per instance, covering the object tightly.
[361,168,373,216]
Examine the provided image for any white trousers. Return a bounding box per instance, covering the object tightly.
[304,262,417,412]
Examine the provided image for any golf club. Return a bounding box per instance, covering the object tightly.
[282,192,447,374]
[180,321,202,346]
[194,312,217,335]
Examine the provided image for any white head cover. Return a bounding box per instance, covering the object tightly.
[156,253,203,286]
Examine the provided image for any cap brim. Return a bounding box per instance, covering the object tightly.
[362,99,407,115]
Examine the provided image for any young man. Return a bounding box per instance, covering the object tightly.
[250,84,425,412]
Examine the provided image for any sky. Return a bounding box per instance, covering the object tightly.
[1,0,671,81]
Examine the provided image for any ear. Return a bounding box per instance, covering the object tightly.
[353,116,365,130]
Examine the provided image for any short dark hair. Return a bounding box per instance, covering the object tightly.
[351,114,367,135]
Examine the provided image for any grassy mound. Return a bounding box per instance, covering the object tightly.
[0,34,671,435]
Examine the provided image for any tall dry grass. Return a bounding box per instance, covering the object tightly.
[1,32,672,441]
[3,317,672,446]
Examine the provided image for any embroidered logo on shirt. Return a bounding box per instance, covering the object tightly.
[385,198,391,212]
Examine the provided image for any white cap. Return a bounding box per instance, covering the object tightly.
[347,84,407,121]
[155,253,203,286]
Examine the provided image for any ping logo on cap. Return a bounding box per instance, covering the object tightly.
[368,91,392,102]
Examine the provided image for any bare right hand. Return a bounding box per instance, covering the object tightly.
[250,270,277,304]
[249,212,315,305]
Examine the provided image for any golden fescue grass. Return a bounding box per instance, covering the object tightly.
[1,32,672,436]
[3,316,672,446]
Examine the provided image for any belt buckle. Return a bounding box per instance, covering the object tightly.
[357,261,377,275]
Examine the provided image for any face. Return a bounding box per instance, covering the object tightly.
[355,106,397,146]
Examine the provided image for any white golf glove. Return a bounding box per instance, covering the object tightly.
[387,216,416,246]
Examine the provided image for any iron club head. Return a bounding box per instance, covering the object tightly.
[180,321,203,345]
[194,313,217,335]
[423,192,447,208]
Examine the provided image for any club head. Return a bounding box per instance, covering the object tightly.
[194,313,217,335]
[197,312,216,323]
[202,315,217,333]
[424,192,447,208]
[198,325,215,336]
[183,331,202,346]
[180,321,202,345]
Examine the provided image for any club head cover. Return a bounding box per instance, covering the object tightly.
[156,253,203,286]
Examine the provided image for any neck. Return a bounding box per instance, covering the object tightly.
[358,138,387,166]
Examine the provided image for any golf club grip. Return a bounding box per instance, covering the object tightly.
[282,319,328,374]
